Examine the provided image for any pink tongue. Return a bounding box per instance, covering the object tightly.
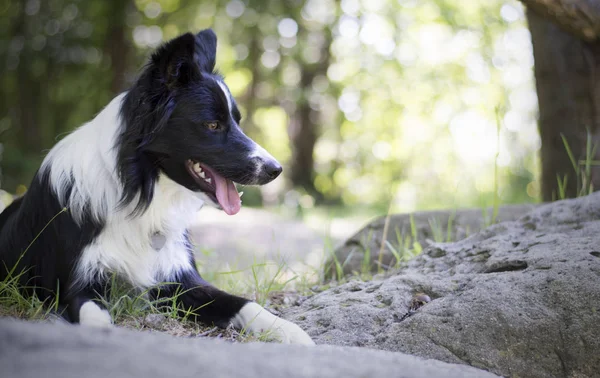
[213,172,241,216]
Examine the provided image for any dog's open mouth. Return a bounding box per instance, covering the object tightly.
[185,159,242,215]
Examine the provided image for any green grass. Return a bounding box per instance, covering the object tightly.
[0,207,67,319]
[491,106,502,226]
[323,209,471,283]
[0,254,306,342]
[556,130,598,200]
[409,213,423,254]
[0,270,57,320]
[93,273,284,342]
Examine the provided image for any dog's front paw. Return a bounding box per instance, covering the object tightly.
[233,302,315,345]
[79,301,113,328]
[266,316,315,345]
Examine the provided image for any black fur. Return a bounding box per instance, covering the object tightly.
[151,233,249,328]
[0,170,104,308]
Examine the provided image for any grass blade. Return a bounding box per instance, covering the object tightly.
[560,133,578,172]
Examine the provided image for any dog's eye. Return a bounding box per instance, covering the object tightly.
[205,121,219,131]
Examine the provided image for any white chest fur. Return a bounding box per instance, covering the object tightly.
[75,175,207,288]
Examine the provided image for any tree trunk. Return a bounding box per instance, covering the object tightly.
[527,8,600,201]
[104,0,131,94]
[287,69,318,196]
[287,34,331,198]
[519,0,600,42]
[239,28,262,138]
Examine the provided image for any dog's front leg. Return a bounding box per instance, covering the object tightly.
[153,267,314,345]
[67,285,113,328]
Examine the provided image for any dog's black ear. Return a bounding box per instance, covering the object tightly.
[151,30,218,88]
[193,29,217,73]
[151,32,201,88]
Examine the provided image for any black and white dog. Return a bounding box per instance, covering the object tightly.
[0,29,314,345]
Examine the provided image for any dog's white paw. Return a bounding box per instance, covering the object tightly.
[233,302,315,345]
[79,301,113,328]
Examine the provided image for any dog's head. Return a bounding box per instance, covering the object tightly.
[119,29,281,215]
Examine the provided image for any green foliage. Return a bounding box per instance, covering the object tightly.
[0,266,57,320]
[0,0,540,213]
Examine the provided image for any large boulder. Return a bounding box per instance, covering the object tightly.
[286,193,600,378]
[0,318,499,378]
[324,203,539,279]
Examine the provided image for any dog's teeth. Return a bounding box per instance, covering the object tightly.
[199,171,206,178]
[193,163,201,171]
[205,178,212,184]
[238,191,244,198]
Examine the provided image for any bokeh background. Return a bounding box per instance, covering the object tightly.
[0,0,540,220]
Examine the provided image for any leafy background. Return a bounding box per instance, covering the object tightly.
[0,0,539,218]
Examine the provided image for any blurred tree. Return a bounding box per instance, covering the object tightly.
[104,1,133,94]
[521,0,600,200]
[282,2,333,201]
[0,0,134,190]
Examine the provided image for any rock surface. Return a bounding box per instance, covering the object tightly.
[0,318,499,378]
[325,203,540,279]
[287,194,600,378]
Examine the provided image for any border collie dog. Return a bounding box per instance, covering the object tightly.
[0,29,314,345]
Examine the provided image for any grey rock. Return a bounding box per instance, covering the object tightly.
[287,193,600,378]
[143,313,166,328]
[325,203,539,279]
[0,318,499,378]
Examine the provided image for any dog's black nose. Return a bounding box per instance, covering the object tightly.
[265,161,283,179]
